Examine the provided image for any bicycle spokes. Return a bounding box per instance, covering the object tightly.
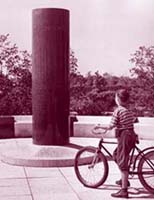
[74,146,109,188]
[138,150,154,194]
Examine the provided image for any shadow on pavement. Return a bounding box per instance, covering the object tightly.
[96,184,154,199]
[129,187,154,199]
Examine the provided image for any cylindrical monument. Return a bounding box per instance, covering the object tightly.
[32,8,70,145]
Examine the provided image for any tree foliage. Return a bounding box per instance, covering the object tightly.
[0,34,153,117]
[0,34,32,115]
[130,46,154,80]
[129,46,154,116]
[70,46,154,116]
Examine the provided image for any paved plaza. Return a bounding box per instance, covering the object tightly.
[0,137,154,200]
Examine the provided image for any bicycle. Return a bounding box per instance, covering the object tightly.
[74,129,154,194]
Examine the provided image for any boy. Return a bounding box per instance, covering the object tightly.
[94,89,137,198]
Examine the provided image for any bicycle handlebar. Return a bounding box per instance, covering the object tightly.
[92,127,108,135]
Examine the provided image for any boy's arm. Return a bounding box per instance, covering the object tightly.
[94,124,115,131]
[92,124,115,135]
[94,108,118,131]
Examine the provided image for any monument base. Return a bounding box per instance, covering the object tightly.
[0,138,82,167]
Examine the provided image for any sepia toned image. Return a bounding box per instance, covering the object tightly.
[0,0,154,199]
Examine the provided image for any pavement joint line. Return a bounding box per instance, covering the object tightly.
[23,167,34,200]
[22,176,57,179]
[58,168,82,200]
[0,177,28,180]
[0,194,32,198]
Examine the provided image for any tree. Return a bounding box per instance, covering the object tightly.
[0,34,32,115]
[130,46,154,81]
[129,46,154,116]
[70,71,116,115]
[69,49,79,75]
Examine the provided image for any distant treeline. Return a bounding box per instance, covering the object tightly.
[70,71,154,117]
[70,46,154,117]
[0,34,154,117]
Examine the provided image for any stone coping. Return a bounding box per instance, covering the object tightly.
[0,138,81,167]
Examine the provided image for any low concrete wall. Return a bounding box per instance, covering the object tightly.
[14,115,32,137]
[13,115,154,140]
[74,116,154,140]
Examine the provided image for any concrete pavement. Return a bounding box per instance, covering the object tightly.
[0,137,154,200]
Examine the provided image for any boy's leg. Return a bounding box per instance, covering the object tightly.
[111,170,128,198]
[111,132,131,198]
[121,170,129,189]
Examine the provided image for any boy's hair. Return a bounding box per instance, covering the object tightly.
[116,89,129,104]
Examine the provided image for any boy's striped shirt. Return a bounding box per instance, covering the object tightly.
[110,106,134,129]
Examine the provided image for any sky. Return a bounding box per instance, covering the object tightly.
[1,0,154,76]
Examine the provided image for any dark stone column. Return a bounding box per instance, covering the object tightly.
[32,8,70,145]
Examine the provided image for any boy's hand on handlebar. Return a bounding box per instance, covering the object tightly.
[94,124,107,130]
[92,124,108,135]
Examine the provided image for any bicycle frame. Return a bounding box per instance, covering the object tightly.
[98,138,154,176]
[131,146,154,174]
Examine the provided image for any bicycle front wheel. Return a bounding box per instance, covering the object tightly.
[138,150,154,194]
[74,146,109,188]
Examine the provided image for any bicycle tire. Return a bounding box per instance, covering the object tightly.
[138,150,154,194]
[74,146,109,188]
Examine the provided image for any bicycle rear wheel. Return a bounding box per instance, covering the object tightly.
[138,150,154,194]
[74,146,109,188]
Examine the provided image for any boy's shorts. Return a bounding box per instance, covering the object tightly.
[113,129,136,171]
